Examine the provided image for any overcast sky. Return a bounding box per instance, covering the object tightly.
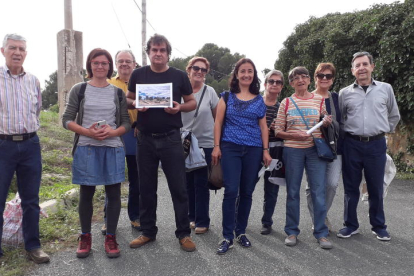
[0,0,400,88]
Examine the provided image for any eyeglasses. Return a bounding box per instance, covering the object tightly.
[191,66,208,73]
[291,74,309,82]
[117,59,134,64]
[91,61,110,67]
[267,80,283,86]
[316,73,334,80]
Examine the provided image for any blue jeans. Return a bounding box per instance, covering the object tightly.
[306,155,342,222]
[0,135,42,254]
[187,147,212,228]
[136,129,190,239]
[283,146,328,239]
[221,142,262,240]
[342,136,387,232]
[261,171,280,227]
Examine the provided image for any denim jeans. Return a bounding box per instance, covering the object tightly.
[283,146,328,239]
[126,155,140,221]
[342,136,387,232]
[221,142,262,240]
[0,135,42,254]
[305,155,342,222]
[136,129,190,239]
[261,171,280,227]
[187,147,212,228]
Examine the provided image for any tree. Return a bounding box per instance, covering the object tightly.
[274,0,414,123]
[169,43,245,95]
[42,71,58,109]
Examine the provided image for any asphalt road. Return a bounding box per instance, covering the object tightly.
[30,172,414,276]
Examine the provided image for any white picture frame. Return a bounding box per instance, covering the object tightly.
[136,83,173,108]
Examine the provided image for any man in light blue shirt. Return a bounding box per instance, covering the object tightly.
[338,51,400,241]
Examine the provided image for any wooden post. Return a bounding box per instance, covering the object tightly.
[142,0,147,66]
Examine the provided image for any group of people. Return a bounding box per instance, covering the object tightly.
[0,32,400,263]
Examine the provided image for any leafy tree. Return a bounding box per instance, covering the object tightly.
[169,43,245,95]
[42,71,58,109]
[274,0,414,124]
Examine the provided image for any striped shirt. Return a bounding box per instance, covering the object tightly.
[275,93,326,149]
[0,65,42,135]
[77,84,123,148]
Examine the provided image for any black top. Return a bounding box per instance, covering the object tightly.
[265,102,283,143]
[128,66,193,133]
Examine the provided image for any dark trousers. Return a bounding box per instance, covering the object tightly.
[261,171,280,227]
[137,129,190,239]
[126,155,140,221]
[342,136,387,231]
[0,135,42,254]
[186,147,212,228]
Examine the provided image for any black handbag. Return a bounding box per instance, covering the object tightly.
[289,97,335,162]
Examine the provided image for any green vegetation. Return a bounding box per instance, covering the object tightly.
[169,43,245,94]
[0,110,107,275]
[275,0,414,126]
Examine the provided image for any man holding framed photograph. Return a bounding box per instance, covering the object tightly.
[126,34,196,252]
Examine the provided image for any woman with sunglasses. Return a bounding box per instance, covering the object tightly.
[274,66,333,249]
[305,63,342,232]
[182,57,219,234]
[260,70,286,235]
[212,58,272,254]
[62,48,130,258]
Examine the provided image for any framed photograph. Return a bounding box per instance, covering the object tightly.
[136,83,172,108]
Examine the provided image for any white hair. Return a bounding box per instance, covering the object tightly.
[2,33,27,48]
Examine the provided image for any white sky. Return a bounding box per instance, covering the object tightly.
[0,0,400,88]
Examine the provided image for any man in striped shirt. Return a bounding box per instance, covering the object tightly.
[0,33,49,264]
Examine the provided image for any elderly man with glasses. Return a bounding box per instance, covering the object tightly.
[338,51,400,241]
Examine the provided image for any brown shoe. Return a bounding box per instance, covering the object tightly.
[179,236,196,252]
[130,220,142,231]
[195,227,209,234]
[27,249,50,264]
[129,235,155,248]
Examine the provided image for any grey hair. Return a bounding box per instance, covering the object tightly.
[264,70,284,86]
[115,49,136,63]
[2,33,26,48]
[351,51,374,66]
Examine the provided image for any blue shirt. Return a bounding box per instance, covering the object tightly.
[221,92,266,147]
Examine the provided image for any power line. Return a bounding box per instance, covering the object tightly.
[132,0,156,32]
[111,3,131,48]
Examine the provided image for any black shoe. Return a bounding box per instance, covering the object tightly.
[260,225,272,235]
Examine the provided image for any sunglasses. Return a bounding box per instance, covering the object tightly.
[316,73,334,80]
[191,66,208,73]
[267,80,283,86]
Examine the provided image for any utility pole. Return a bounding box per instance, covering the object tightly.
[142,0,147,66]
[57,0,83,119]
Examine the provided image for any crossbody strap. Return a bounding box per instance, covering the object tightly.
[289,97,310,130]
[189,85,208,131]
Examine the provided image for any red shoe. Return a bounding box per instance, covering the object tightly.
[76,233,92,258]
[105,234,120,258]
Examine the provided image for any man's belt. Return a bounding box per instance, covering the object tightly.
[142,129,177,139]
[346,132,384,142]
[0,132,36,142]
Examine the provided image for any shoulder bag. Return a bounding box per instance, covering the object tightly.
[289,97,335,162]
